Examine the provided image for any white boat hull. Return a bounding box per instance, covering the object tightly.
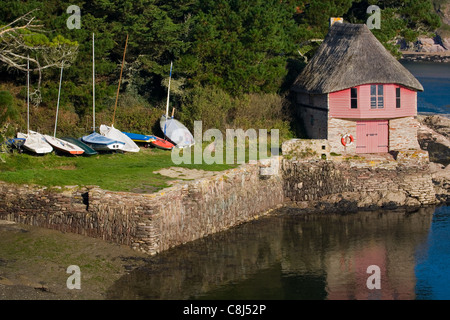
[81,132,125,151]
[17,131,53,154]
[43,135,84,155]
[100,124,140,153]
[90,143,123,151]
[160,115,195,148]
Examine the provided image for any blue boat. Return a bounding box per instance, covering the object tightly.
[122,132,157,143]
[1,138,26,152]
[81,132,125,151]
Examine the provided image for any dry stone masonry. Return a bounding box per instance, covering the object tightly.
[0,163,285,255]
[0,147,444,255]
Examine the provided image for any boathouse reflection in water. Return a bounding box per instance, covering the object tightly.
[106,207,438,300]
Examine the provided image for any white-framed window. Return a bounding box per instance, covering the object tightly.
[370,84,384,109]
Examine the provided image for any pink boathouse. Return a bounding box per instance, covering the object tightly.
[292,23,424,154]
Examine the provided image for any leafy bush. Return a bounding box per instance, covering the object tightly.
[179,85,294,140]
[0,90,21,143]
[232,93,293,140]
[179,85,234,133]
[0,91,18,124]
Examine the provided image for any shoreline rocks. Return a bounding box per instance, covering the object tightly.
[417,115,450,204]
[400,52,450,63]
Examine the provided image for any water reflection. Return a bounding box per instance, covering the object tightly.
[106,206,448,300]
[415,206,450,300]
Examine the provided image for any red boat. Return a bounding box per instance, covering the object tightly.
[150,136,175,150]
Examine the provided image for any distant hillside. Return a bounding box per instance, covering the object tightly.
[434,0,450,28]
[398,0,450,57]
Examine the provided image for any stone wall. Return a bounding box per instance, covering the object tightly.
[282,139,330,160]
[0,162,285,255]
[327,118,357,154]
[0,152,441,255]
[282,159,438,212]
[389,117,420,151]
[0,183,143,246]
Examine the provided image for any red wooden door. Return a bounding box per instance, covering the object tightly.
[356,120,388,153]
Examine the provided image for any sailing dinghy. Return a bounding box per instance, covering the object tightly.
[160,62,194,149]
[61,137,98,156]
[2,137,25,153]
[17,131,53,154]
[43,135,84,155]
[99,35,140,153]
[81,132,125,151]
[160,114,195,149]
[150,136,175,150]
[16,56,53,155]
[122,132,156,144]
[100,124,140,152]
[43,61,84,156]
[81,33,124,152]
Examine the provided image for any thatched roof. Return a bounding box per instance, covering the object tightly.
[292,23,424,94]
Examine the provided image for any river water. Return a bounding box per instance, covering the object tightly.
[107,205,450,300]
[401,61,450,115]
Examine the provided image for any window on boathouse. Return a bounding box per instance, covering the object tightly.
[370,85,384,109]
[351,87,358,109]
[396,87,401,108]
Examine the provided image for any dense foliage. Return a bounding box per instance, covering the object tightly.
[0,0,443,140]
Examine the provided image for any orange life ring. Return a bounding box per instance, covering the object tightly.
[341,134,354,146]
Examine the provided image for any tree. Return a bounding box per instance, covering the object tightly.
[0,9,78,105]
[180,0,300,95]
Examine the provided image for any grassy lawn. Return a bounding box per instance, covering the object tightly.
[0,146,238,192]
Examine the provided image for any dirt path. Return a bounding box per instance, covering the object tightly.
[0,220,148,300]
[154,167,222,184]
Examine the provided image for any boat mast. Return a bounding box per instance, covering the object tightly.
[112,34,129,127]
[165,61,173,120]
[163,61,173,137]
[53,62,64,137]
[92,33,96,133]
[27,55,30,135]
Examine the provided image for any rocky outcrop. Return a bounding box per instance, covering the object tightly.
[400,52,450,63]
[399,2,450,64]
[417,115,450,203]
[398,1,450,59]
[417,115,450,165]
[429,162,450,203]
[415,35,449,53]
[435,0,450,26]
